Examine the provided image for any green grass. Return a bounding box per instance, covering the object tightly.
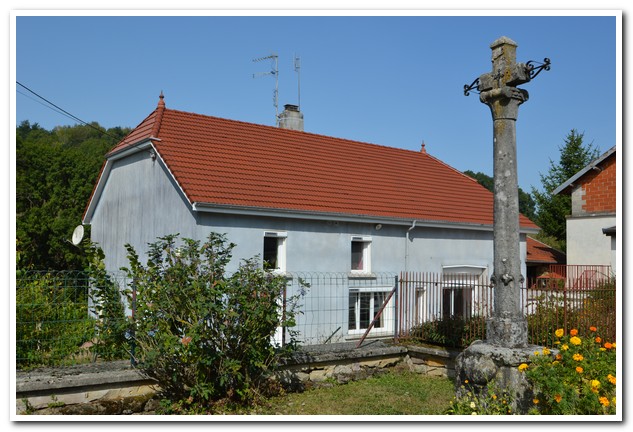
[244,368,455,415]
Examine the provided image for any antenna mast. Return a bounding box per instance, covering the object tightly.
[294,54,301,110]
[253,53,279,126]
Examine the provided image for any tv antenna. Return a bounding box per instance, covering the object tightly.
[294,54,301,110]
[253,52,279,126]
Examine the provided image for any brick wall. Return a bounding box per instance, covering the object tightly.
[580,154,616,214]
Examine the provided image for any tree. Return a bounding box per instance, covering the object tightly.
[463,170,536,221]
[15,121,130,270]
[531,129,600,250]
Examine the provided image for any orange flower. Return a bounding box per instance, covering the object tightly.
[599,397,610,407]
[604,342,613,349]
[181,335,192,346]
[554,394,562,403]
[555,353,562,360]
[607,374,616,385]
[576,366,583,373]
[589,326,597,332]
[595,336,602,343]
[570,328,579,336]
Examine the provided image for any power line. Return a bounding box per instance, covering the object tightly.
[16,81,121,141]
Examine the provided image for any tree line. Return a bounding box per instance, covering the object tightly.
[16,121,130,270]
[15,121,599,270]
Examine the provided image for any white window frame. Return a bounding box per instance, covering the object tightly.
[350,235,372,275]
[348,285,394,336]
[263,231,287,273]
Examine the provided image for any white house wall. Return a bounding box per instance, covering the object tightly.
[88,152,531,344]
[566,215,616,266]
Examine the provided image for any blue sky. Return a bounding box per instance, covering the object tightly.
[13,12,619,193]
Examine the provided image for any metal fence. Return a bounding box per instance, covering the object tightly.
[15,266,616,369]
[396,266,616,347]
[283,272,399,346]
[395,272,493,347]
[522,265,616,345]
[16,271,95,369]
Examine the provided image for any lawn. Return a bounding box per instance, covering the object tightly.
[243,368,455,415]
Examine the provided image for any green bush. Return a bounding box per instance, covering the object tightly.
[526,282,616,347]
[123,233,304,407]
[521,326,617,415]
[85,244,130,361]
[409,316,486,348]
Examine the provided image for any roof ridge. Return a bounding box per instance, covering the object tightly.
[161,106,430,157]
[151,91,166,138]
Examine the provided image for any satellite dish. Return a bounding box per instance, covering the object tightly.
[71,225,84,245]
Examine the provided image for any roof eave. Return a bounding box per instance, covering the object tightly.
[191,202,540,234]
[553,146,616,196]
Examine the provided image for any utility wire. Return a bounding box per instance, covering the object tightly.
[16,81,122,141]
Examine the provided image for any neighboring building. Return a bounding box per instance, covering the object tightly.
[553,146,616,274]
[83,94,539,343]
[525,236,566,285]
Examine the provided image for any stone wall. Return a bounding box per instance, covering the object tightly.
[16,342,460,415]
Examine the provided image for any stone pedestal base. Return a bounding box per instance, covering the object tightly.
[486,316,528,348]
[454,340,542,413]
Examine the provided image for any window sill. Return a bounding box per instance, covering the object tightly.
[348,272,377,280]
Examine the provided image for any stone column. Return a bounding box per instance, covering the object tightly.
[454,37,549,413]
[479,37,529,349]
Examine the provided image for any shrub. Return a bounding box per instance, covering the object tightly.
[123,233,304,407]
[409,316,486,348]
[85,243,130,361]
[520,326,617,415]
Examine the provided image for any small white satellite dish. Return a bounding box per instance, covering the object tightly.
[71,225,84,245]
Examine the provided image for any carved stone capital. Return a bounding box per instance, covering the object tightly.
[480,86,529,121]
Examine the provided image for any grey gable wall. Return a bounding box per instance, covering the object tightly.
[90,150,198,274]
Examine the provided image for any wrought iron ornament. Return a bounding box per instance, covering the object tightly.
[464,57,551,96]
[526,58,551,80]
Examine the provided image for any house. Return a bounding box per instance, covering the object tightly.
[525,236,566,285]
[82,94,539,344]
[553,146,616,275]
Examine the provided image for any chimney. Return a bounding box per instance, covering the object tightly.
[278,104,304,131]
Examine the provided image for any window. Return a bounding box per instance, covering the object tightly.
[263,231,287,272]
[348,287,393,334]
[441,266,486,319]
[351,236,371,274]
[442,284,473,319]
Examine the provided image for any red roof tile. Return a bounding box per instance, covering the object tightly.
[527,236,566,264]
[105,97,539,229]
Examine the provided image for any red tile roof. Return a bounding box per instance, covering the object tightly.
[105,96,539,229]
[526,236,566,264]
